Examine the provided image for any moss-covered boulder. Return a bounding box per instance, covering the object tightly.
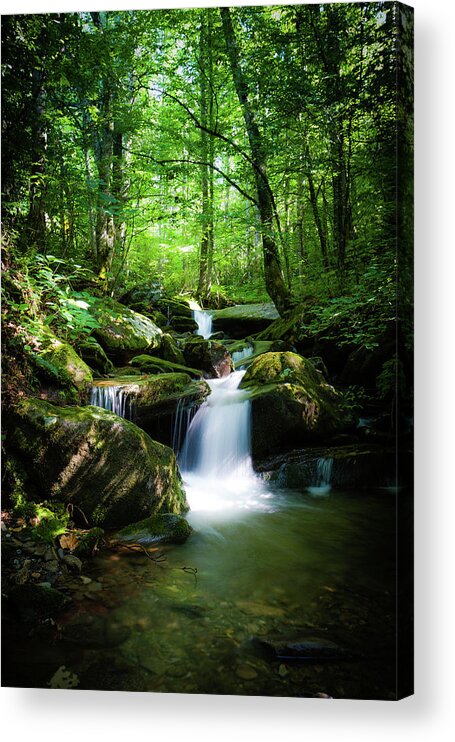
[113,513,192,546]
[30,329,93,391]
[240,352,349,459]
[158,333,186,366]
[91,373,210,446]
[211,303,279,338]
[90,297,162,363]
[78,337,114,376]
[7,397,188,527]
[182,337,233,378]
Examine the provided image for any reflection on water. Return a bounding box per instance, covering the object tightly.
[3,486,398,699]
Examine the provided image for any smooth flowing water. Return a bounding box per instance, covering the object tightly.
[90,383,136,420]
[193,308,213,338]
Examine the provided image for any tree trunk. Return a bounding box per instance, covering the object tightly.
[197,10,214,301]
[220,7,291,315]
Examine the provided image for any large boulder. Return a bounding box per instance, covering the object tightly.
[90,297,162,363]
[211,303,279,339]
[91,373,210,446]
[158,333,186,366]
[240,352,349,460]
[7,398,188,528]
[182,337,233,378]
[29,329,93,392]
[77,337,114,376]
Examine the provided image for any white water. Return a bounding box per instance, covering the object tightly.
[307,457,333,496]
[193,309,213,339]
[90,385,135,421]
[179,360,272,519]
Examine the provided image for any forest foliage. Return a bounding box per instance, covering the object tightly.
[1,2,413,376]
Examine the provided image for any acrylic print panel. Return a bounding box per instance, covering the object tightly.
[1,1,413,700]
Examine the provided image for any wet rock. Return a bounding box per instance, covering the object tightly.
[257,444,403,490]
[78,337,114,376]
[113,513,193,546]
[62,555,83,572]
[182,337,233,378]
[7,397,188,528]
[158,333,186,366]
[240,635,354,664]
[240,352,350,459]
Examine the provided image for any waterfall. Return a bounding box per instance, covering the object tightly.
[90,384,136,421]
[179,368,269,515]
[307,457,333,496]
[231,344,254,368]
[193,309,213,339]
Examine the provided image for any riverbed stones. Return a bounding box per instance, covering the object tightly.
[7,397,188,528]
[240,352,349,459]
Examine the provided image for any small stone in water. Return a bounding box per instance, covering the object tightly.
[236,664,258,680]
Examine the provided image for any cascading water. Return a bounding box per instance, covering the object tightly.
[307,457,333,496]
[178,345,271,517]
[193,309,213,339]
[90,384,136,421]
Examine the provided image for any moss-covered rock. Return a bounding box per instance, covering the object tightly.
[91,373,210,446]
[7,397,188,527]
[90,297,162,362]
[129,354,202,378]
[158,333,186,366]
[8,583,71,624]
[78,337,114,375]
[211,303,279,338]
[182,337,233,378]
[240,352,349,459]
[113,513,192,546]
[30,329,93,391]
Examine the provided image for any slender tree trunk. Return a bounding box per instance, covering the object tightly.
[197,10,214,301]
[220,7,291,315]
[25,67,47,249]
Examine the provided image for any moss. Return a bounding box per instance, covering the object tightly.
[239,352,349,460]
[29,329,93,391]
[73,527,104,558]
[113,513,192,546]
[6,397,188,527]
[129,354,202,377]
[78,337,114,375]
[159,333,186,365]
[241,351,322,389]
[91,297,162,358]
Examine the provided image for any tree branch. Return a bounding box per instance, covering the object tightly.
[122,145,258,205]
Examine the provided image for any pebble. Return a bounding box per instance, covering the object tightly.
[236,664,258,680]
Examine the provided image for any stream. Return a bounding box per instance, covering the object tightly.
[4,311,398,698]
